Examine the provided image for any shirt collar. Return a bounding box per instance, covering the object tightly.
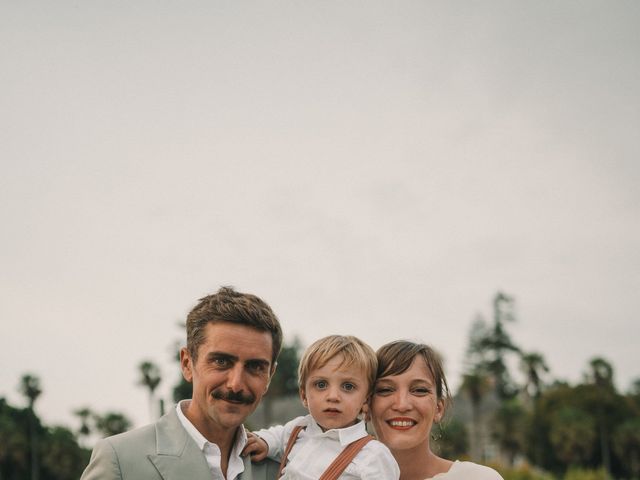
[305,415,369,446]
[175,400,248,451]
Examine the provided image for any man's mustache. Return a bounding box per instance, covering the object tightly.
[211,389,256,405]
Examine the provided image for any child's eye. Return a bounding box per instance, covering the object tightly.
[342,382,356,392]
[314,380,328,390]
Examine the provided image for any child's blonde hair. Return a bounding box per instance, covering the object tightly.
[298,335,378,395]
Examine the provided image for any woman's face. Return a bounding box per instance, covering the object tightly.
[370,355,443,453]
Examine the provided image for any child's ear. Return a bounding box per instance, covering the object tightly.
[299,389,308,409]
[360,403,371,422]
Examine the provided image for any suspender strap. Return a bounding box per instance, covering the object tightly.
[318,435,375,480]
[276,425,305,478]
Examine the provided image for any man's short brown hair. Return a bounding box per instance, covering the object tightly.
[186,286,283,364]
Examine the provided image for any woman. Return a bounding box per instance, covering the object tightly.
[370,340,503,480]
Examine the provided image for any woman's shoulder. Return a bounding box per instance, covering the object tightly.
[445,461,503,479]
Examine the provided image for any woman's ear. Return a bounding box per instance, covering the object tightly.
[434,398,445,423]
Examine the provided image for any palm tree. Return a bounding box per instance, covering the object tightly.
[471,293,521,400]
[587,357,614,388]
[138,361,162,421]
[73,407,93,446]
[520,351,549,399]
[586,357,615,474]
[19,373,42,480]
[93,412,132,437]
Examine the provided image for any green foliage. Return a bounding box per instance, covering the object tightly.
[93,411,132,437]
[268,337,302,397]
[549,407,596,466]
[459,293,638,479]
[520,352,549,398]
[525,371,634,477]
[40,427,90,480]
[19,374,43,409]
[493,398,527,465]
[261,338,302,426]
[434,418,468,459]
[612,417,640,478]
[0,397,30,478]
[73,407,92,438]
[138,360,162,420]
[563,467,611,480]
[496,463,555,480]
[0,397,89,480]
[474,292,521,400]
[138,361,162,393]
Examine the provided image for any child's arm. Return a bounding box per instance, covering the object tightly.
[243,416,306,462]
[243,432,270,461]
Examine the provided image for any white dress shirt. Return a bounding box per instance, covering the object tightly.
[254,415,399,480]
[176,400,248,480]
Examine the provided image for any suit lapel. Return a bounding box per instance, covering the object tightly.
[147,409,212,480]
[240,455,254,479]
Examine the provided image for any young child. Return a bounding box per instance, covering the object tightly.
[243,335,399,479]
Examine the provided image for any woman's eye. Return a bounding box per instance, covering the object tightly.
[411,387,430,396]
[374,387,393,396]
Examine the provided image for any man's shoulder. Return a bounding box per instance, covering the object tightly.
[101,422,157,450]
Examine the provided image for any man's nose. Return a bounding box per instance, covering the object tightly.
[226,364,246,392]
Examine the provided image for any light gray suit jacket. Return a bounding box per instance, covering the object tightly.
[80,409,279,480]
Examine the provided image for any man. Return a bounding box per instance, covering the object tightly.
[81,286,282,480]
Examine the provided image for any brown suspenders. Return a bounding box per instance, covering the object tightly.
[276,425,375,480]
[276,425,305,478]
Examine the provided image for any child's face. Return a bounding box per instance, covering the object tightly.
[300,354,369,431]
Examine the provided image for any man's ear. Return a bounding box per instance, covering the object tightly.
[180,347,194,383]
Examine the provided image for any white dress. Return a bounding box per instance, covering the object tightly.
[429,460,504,479]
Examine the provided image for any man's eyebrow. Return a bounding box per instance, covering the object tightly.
[206,351,238,362]
[245,358,271,367]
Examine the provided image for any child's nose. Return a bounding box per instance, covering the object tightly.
[326,385,341,401]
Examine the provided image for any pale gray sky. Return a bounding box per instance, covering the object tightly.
[1,1,639,432]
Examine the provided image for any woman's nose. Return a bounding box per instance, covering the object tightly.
[391,391,412,411]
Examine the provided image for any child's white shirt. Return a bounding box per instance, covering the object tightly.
[253,414,399,480]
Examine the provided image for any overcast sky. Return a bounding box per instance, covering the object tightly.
[1,1,639,432]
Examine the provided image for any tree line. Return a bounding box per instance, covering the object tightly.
[437,293,640,480]
[1,293,638,479]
